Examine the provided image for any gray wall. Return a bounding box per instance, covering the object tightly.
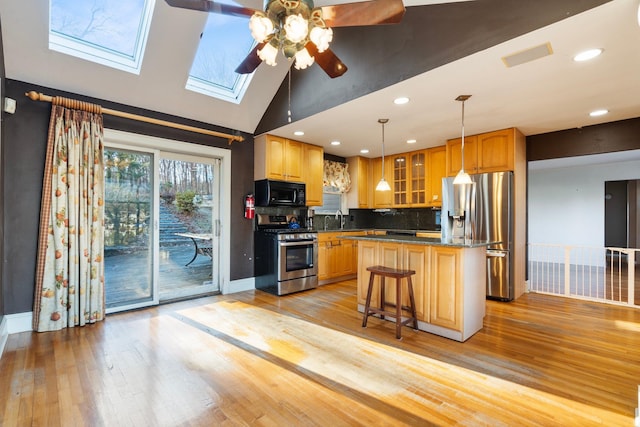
[256,0,611,134]
[2,79,254,315]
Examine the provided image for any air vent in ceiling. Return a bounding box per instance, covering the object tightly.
[502,42,553,68]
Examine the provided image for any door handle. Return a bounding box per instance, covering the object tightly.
[486,251,506,258]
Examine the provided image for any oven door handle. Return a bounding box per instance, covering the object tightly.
[279,240,317,246]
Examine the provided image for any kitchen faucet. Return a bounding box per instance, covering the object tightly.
[324,215,329,231]
[335,210,344,230]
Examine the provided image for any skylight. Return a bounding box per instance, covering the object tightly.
[49,0,154,75]
[186,2,257,104]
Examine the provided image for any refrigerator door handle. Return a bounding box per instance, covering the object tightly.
[486,250,507,257]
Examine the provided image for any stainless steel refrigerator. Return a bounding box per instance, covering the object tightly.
[441,171,514,301]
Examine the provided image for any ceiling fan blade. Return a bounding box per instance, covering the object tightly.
[306,43,348,78]
[320,0,405,27]
[235,42,266,74]
[165,0,257,18]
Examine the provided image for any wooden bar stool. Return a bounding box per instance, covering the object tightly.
[362,265,419,339]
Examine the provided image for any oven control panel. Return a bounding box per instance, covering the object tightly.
[277,233,317,241]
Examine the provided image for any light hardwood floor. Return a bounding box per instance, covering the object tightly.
[1,279,639,426]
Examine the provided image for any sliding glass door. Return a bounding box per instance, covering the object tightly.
[103,130,227,313]
[157,153,220,300]
[104,147,157,310]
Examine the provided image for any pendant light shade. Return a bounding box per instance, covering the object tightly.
[453,95,473,185]
[376,118,391,192]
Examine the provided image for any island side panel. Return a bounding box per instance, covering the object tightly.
[461,246,487,341]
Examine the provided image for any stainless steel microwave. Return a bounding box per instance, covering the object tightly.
[255,179,306,207]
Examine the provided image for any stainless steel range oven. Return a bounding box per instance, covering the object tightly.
[254,215,318,296]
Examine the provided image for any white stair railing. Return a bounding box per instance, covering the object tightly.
[528,243,639,308]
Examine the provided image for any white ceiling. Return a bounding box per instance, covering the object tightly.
[1,0,639,160]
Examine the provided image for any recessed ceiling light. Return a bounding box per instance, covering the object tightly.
[394,97,409,105]
[331,140,341,146]
[360,149,369,154]
[574,48,603,62]
[407,139,417,144]
[589,109,608,117]
[294,130,304,136]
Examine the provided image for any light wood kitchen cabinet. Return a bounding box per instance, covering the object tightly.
[380,147,447,208]
[304,144,324,206]
[445,135,478,176]
[408,150,426,206]
[429,246,462,331]
[319,231,363,284]
[476,129,515,173]
[346,156,370,209]
[403,244,429,321]
[356,240,429,321]
[357,239,379,305]
[254,134,304,182]
[317,233,335,282]
[446,128,524,176]
[427,146,446,206]
[371,157,393,208]
[392,153,409,206]
[337,237,357,276]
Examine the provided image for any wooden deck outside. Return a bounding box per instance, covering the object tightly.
[105,242,216,307]
[1,280,639,426]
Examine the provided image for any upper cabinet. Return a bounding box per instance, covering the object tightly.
[476,129,515,173]
[304,144,324,206]
[346,156,370,209]
[409,150,427,206]
[371,157,393,208]
[391,147,446,208]
[255,134,324,206]
[254,134,304,182]
[445,135,478,176]
[427,146,446,206]
[392,153,409,206]
[446,128,523,176]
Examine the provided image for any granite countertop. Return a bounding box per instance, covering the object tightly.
[339,234,497,248]
[316,228,441,234]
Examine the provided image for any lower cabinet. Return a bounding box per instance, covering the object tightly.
[357,242,428,322]
[318,231,363,283]
[429,246,461,331]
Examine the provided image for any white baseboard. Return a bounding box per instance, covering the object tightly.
[7,312,33,334]
[223,277,255,294]
[0,316,8,359]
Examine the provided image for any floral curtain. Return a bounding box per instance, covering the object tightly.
[323,160,351,193]
[33,100,105,332]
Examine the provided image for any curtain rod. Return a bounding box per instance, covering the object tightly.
[25,91,244,144]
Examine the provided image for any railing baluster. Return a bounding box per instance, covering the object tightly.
[528,243,638,309]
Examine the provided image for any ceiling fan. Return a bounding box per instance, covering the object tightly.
[165,0,406,78]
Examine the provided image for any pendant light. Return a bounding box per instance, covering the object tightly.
[453,95,473,185]
[375,118,391,192]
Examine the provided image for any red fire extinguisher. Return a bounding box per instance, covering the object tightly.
[244,194,255,219]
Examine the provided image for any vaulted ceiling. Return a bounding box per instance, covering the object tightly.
[1,0,638,158]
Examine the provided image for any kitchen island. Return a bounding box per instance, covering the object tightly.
[341,235,494,342]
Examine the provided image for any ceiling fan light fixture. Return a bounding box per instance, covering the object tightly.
[284,13,309,43]
[249,12,274,42]
[294,48,315,70]
[258,42,279,66]
[310,27,333,52]
[246,0,334,71]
